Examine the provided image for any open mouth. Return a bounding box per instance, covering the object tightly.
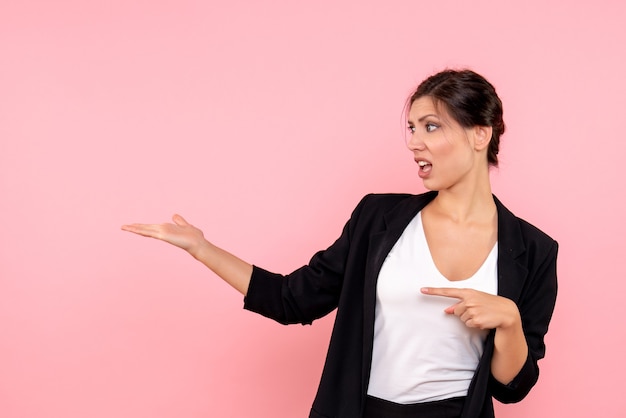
[417,160,432,173]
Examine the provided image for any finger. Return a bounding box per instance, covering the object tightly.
[121,224,144,232]
[121,224,161,238]
[442,302,477,328]
[444,303,459,315]
[421,287,466,299]
[172,214,189,226]
[464,318,477,328]
[460,310,472,322]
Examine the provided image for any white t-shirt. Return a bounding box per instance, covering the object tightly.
[367,212,498,403]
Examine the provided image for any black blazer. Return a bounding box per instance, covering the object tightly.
[244,192,558,418]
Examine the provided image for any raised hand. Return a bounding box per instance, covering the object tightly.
[121,215,253,295]
[121,214,207,257]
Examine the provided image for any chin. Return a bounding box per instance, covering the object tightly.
[421,173,463,192]
[421,179,444,191]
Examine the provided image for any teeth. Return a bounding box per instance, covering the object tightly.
[418,161,430,167]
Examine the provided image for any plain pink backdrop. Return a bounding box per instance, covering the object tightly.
[1,1,625,417]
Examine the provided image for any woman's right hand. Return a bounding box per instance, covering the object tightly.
[121,214,207,258]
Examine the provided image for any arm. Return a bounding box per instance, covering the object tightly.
[244,194,381,325]
[122,214,252,295]
[490,302,528,385]
[489,240,559,402]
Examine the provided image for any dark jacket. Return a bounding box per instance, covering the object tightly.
[244,192,558,418]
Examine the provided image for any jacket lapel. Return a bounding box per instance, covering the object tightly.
[361,192,437,394]
[494,196,528,303]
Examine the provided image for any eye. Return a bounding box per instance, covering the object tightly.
[407,125,416,134]
[425,123,439,132]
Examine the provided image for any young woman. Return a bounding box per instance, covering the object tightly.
[122,69,558,418]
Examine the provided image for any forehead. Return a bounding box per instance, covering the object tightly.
[408,96,447,121]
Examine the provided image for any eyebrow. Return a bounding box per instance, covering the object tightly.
[408,114,439,124]
[418,114,439,122]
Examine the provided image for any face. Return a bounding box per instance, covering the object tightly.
[407,96,487,191]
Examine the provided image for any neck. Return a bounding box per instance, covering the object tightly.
[430,167,495,223]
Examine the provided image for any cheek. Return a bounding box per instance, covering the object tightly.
[436,142,474,174]
[444,134,474,158]
[431,139,456,158]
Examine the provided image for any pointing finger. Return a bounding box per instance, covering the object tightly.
[421,287,467,299]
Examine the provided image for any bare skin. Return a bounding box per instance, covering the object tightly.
[122,95,528,386]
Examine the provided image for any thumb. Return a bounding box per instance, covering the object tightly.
[172,214,189,226]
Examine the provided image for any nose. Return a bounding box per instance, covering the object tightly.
[406,132,425,152]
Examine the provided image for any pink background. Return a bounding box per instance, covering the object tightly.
[1,1,625,417]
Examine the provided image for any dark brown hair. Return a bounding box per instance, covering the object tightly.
[408,69,505,166]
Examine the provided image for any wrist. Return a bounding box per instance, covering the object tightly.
[189,238,213,260]
[497,300,522,330]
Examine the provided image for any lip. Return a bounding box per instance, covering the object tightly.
[415,158,432,178]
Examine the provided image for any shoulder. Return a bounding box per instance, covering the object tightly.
[516,217,557,247]
[494,195,558,264]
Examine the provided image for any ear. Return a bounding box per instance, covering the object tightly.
[472,125,492,152]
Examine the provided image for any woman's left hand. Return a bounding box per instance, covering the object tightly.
[420,287,521,330]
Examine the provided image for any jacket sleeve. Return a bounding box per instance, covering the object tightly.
[490,239,559,403]
[242,195,371,325]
